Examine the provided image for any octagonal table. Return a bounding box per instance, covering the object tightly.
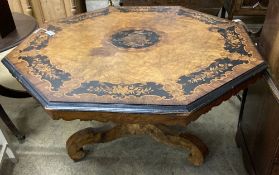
[1,6,266,166]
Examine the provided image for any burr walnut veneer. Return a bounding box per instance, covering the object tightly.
[1,6,266,166]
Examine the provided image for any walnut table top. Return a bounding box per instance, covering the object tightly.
[2,6,266,124]
[1,6,267,166]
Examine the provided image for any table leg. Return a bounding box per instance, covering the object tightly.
[0,104,25,140]
[66,124,208,166]
[0,84,30,140]
[0,84,30,98]
[220,6,226,18]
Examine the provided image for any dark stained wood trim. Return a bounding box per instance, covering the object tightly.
[1,57,267,115]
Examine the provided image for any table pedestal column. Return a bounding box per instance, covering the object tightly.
[66,124,208,166]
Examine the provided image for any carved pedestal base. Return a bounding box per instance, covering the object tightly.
[66,124,208,166]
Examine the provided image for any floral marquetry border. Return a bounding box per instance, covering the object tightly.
[177,58,249,95]
[19,55,71,91]
[67,81,173,99]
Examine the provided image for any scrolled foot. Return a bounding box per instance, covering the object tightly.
[66,127,92,161]
[66,125,120,161]
[179,133,208,166]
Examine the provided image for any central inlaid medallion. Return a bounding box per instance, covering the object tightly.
[111,29,159,49]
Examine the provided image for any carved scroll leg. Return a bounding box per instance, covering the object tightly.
[160,133,209,166]
[66,124,208,166]
[66,125,117,161]
[66,127,92,161]
[155,124,209,166]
